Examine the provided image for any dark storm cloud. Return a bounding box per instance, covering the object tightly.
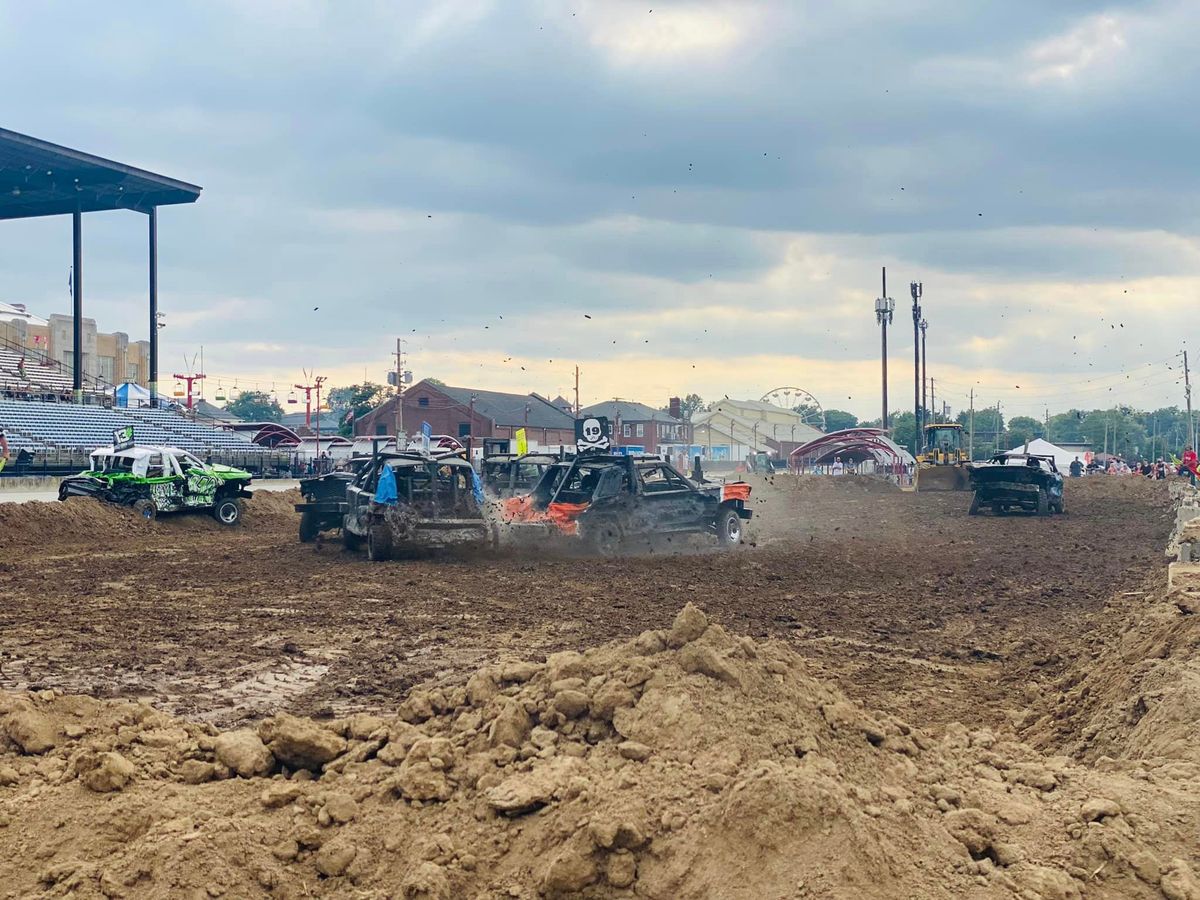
[0,0,1197,414]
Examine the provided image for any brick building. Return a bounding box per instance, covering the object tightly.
[355,379,576,447]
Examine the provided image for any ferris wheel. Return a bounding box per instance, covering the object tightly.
[760,387,826,431]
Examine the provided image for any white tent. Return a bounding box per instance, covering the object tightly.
[1007,437,1081,473]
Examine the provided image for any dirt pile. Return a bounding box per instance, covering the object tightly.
[0,488,299,551]
[1026,483,1200,769]
[3,603,1198,899]
[0,496,149,548]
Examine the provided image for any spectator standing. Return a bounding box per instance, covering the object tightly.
[1181,446,1199,486]
[1069,457,1084,478]
[0,428,9,474]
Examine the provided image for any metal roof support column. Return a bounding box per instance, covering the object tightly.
[148,206,159,408]
[72,209,83,403]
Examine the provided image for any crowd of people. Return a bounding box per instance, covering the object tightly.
[1067,445,1199,484]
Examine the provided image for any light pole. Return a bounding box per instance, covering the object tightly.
[875,267,895,430]
[910,280,922,451]
[920,318,928,442]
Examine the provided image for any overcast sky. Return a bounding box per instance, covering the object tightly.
[2,0,1197,420]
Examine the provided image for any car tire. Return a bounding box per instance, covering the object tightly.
[367,525,393,562]
[298,510,320,543]
[968,494,981,516]
[213,498,242,526]
[585,520,622,557]
[991,501,1004,516]
[716,506,742,548]
[132,499,157,521]
[342,526,363,551]
[1036,489,1050,517]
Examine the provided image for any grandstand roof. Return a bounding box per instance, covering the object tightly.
[0,127,202,220]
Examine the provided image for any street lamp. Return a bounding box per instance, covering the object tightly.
[910,280,922,445]
[875,267,895,430]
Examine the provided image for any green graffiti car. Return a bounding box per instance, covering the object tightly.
[58,445,253,525]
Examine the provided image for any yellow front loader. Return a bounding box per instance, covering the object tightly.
[914,423,971,491]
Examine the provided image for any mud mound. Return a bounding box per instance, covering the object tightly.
[0,496,149,548]
[1026,483,1200,767]
[787,474,900,495]
[3,603,1198,899]
[0,488,299,553]
[242,487,301,525]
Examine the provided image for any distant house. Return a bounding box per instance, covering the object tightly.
[578,400,685,455]
[355,380,576,448]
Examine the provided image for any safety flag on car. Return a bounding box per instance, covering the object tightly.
[515,428,528,455]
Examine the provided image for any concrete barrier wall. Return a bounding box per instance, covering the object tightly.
[0,475,63,493]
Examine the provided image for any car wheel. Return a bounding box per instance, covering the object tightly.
[342,526,363,551]
[991,501,1004,516]
[298,510,320,543]
[213,498,242,526]
[586,520,622,557]
[968,494,981,516]
[716,507,742,548]
[1036,489,1050,517]
[367,525,393,562]
[132,499,157,521]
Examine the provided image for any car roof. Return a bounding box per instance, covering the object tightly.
[90,445,192,459]
[380,452,473,469]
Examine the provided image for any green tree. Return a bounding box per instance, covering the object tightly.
[954,406,1004,459]
[680,393,707,420]
[1047,410,1086,445]
[1080,407,1147,459]
[328,382,393,437]
[1007,415,1043,446]
[224,390,283,423]
[888,411,917,453]
[823,409,858,432]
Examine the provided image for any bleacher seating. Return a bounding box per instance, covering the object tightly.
[0,348,73,393]
[0,398,261,454]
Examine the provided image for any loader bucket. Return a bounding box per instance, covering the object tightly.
[915,465,971,492]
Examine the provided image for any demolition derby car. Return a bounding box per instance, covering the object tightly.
[480,452,562,499]
[339,451,490,561]
[295,459,369,542]
[968,452,1065,516]
[501,454,752,554]
[58,445,253,524]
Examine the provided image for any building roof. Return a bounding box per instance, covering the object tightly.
[694,408,823,444]
[431,383,575,430]
[193,399,241,423]
[580,400,680,423]
[0,301,48,326]
[0,127,201,220]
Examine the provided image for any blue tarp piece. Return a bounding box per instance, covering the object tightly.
[374,463,398,505]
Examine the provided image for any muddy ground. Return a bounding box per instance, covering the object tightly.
[3,474,1198,900]
[0,475,1171,732]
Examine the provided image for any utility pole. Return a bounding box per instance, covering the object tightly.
[574,366,580,416]
[875,267,895,429]
[929,378,936,425]
[919,318,928,434]
[394,338,406,444]
[1185,350,1193,450]
[1044,407,1050,443]
[910,281,922,452]
[968,389,975,460]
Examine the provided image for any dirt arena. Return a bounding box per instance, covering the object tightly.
[2,476,1198,898]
